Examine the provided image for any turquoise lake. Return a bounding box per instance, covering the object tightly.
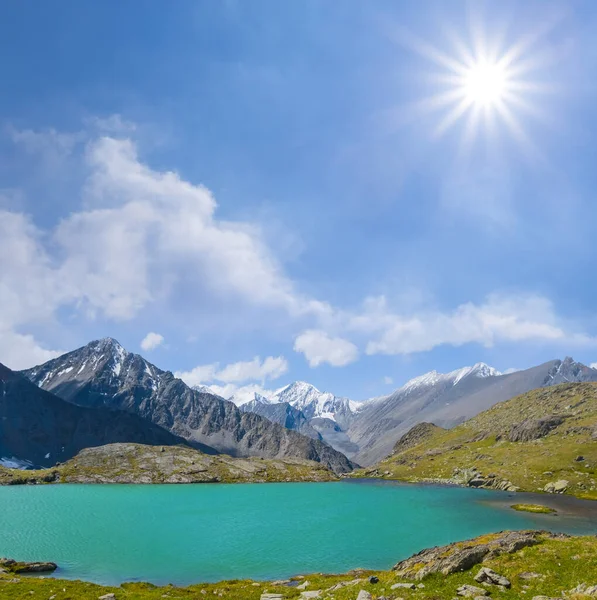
[1,480,596,586]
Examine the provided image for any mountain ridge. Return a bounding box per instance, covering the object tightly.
[22,339,354,474]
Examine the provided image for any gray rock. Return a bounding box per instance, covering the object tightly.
[98,595,116,600]
[393,531,544,580]
[544,480,569,493]
[474,567,511,588]
[391,583,416,590]
[261,595,284,600]
[456,585,489,597]
[356,592,372,600]
[300,592,321,599]
[568,583,597,596]
[508,416,566,442]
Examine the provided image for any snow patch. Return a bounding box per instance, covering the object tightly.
[0,457,34,469]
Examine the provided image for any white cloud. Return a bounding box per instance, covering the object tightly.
[3,120,597,372]
[175,355,288,390]
[383,376,394,385]
[0,329,63,371]
[350,293,596,356]
[294,329,359,367]
[140,332,164,351]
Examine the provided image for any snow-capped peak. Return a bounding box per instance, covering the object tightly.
[398,362,501,395]
[269,381,357,423]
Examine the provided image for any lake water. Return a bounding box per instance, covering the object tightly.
[1,480,596,586]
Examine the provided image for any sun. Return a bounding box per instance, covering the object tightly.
[461,61,509,107]
[397,18,552,153]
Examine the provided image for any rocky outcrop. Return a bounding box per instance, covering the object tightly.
[0,443,339,485]
[0,558,57,573]
[474,567,511,588]
[508,416,566,442]
[453,468,519,492]
[392,422,444,455]
[544,480,569,493]
[393,531,550,580]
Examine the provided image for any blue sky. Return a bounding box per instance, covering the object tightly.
[2,0,597,401]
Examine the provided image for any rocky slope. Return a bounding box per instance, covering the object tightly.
[3,530,597,599]
[0,363,186,468]
[360,381,597,499]
[349,357,597,466]
[22,339,354,474]
[239,395,323,440]
[0,443,338,484]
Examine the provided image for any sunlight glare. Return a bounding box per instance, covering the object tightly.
[462,61,508,107]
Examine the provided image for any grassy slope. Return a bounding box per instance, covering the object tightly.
[356,382,597,499]
[0,443,337,485]
[1,533,597,599]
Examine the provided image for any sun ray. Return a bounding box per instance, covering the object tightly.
[401,13,557,153]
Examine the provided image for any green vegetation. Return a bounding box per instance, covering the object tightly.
[2,532,597,599]
[356,382,597,500]
[0,443,338,486]
[511,503,556,514]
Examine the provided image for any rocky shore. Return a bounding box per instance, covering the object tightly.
[3,530,597,599]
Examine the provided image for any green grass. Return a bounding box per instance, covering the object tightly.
[1,533,597,599]
[355,382,597,500]
[511,503,556,514]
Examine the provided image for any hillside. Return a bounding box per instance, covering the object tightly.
[349,358,597,466]
[3,531,597,599]
[0,443,338,485]
[358,382,597,499]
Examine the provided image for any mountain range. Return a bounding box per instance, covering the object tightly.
[18,338,354,474]
[229,357,597,466]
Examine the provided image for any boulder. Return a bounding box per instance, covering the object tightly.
[544,480,569,494]
[98,595,116,600]
[456,584,489,597]
[508,416,566,442]
[11,561,58,573]
[356,591,372,600]
[300,592,321,599]
[261,595,284,600]
[474,567,511,588]
[568,583,597,596]
[393,531,544,580]
[391,582,416,589]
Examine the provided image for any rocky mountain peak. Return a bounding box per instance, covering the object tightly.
[544,357,597,386]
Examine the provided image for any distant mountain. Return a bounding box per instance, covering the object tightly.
[237,394,320,440]
[0,362,185,469]
[22,339,354,474]
[236,382,362,456]
[349,357,597,466]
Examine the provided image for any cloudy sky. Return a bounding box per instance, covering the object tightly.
[2,0,597,402]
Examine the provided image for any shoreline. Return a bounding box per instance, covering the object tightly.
[3,530,597,599]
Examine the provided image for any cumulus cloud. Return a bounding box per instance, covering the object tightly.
[294,329,359,367]
[176,355,288,389]
[0,329,63,371]
[3,120,597,371]
[140,332,164,351]
[347,294,596,356]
